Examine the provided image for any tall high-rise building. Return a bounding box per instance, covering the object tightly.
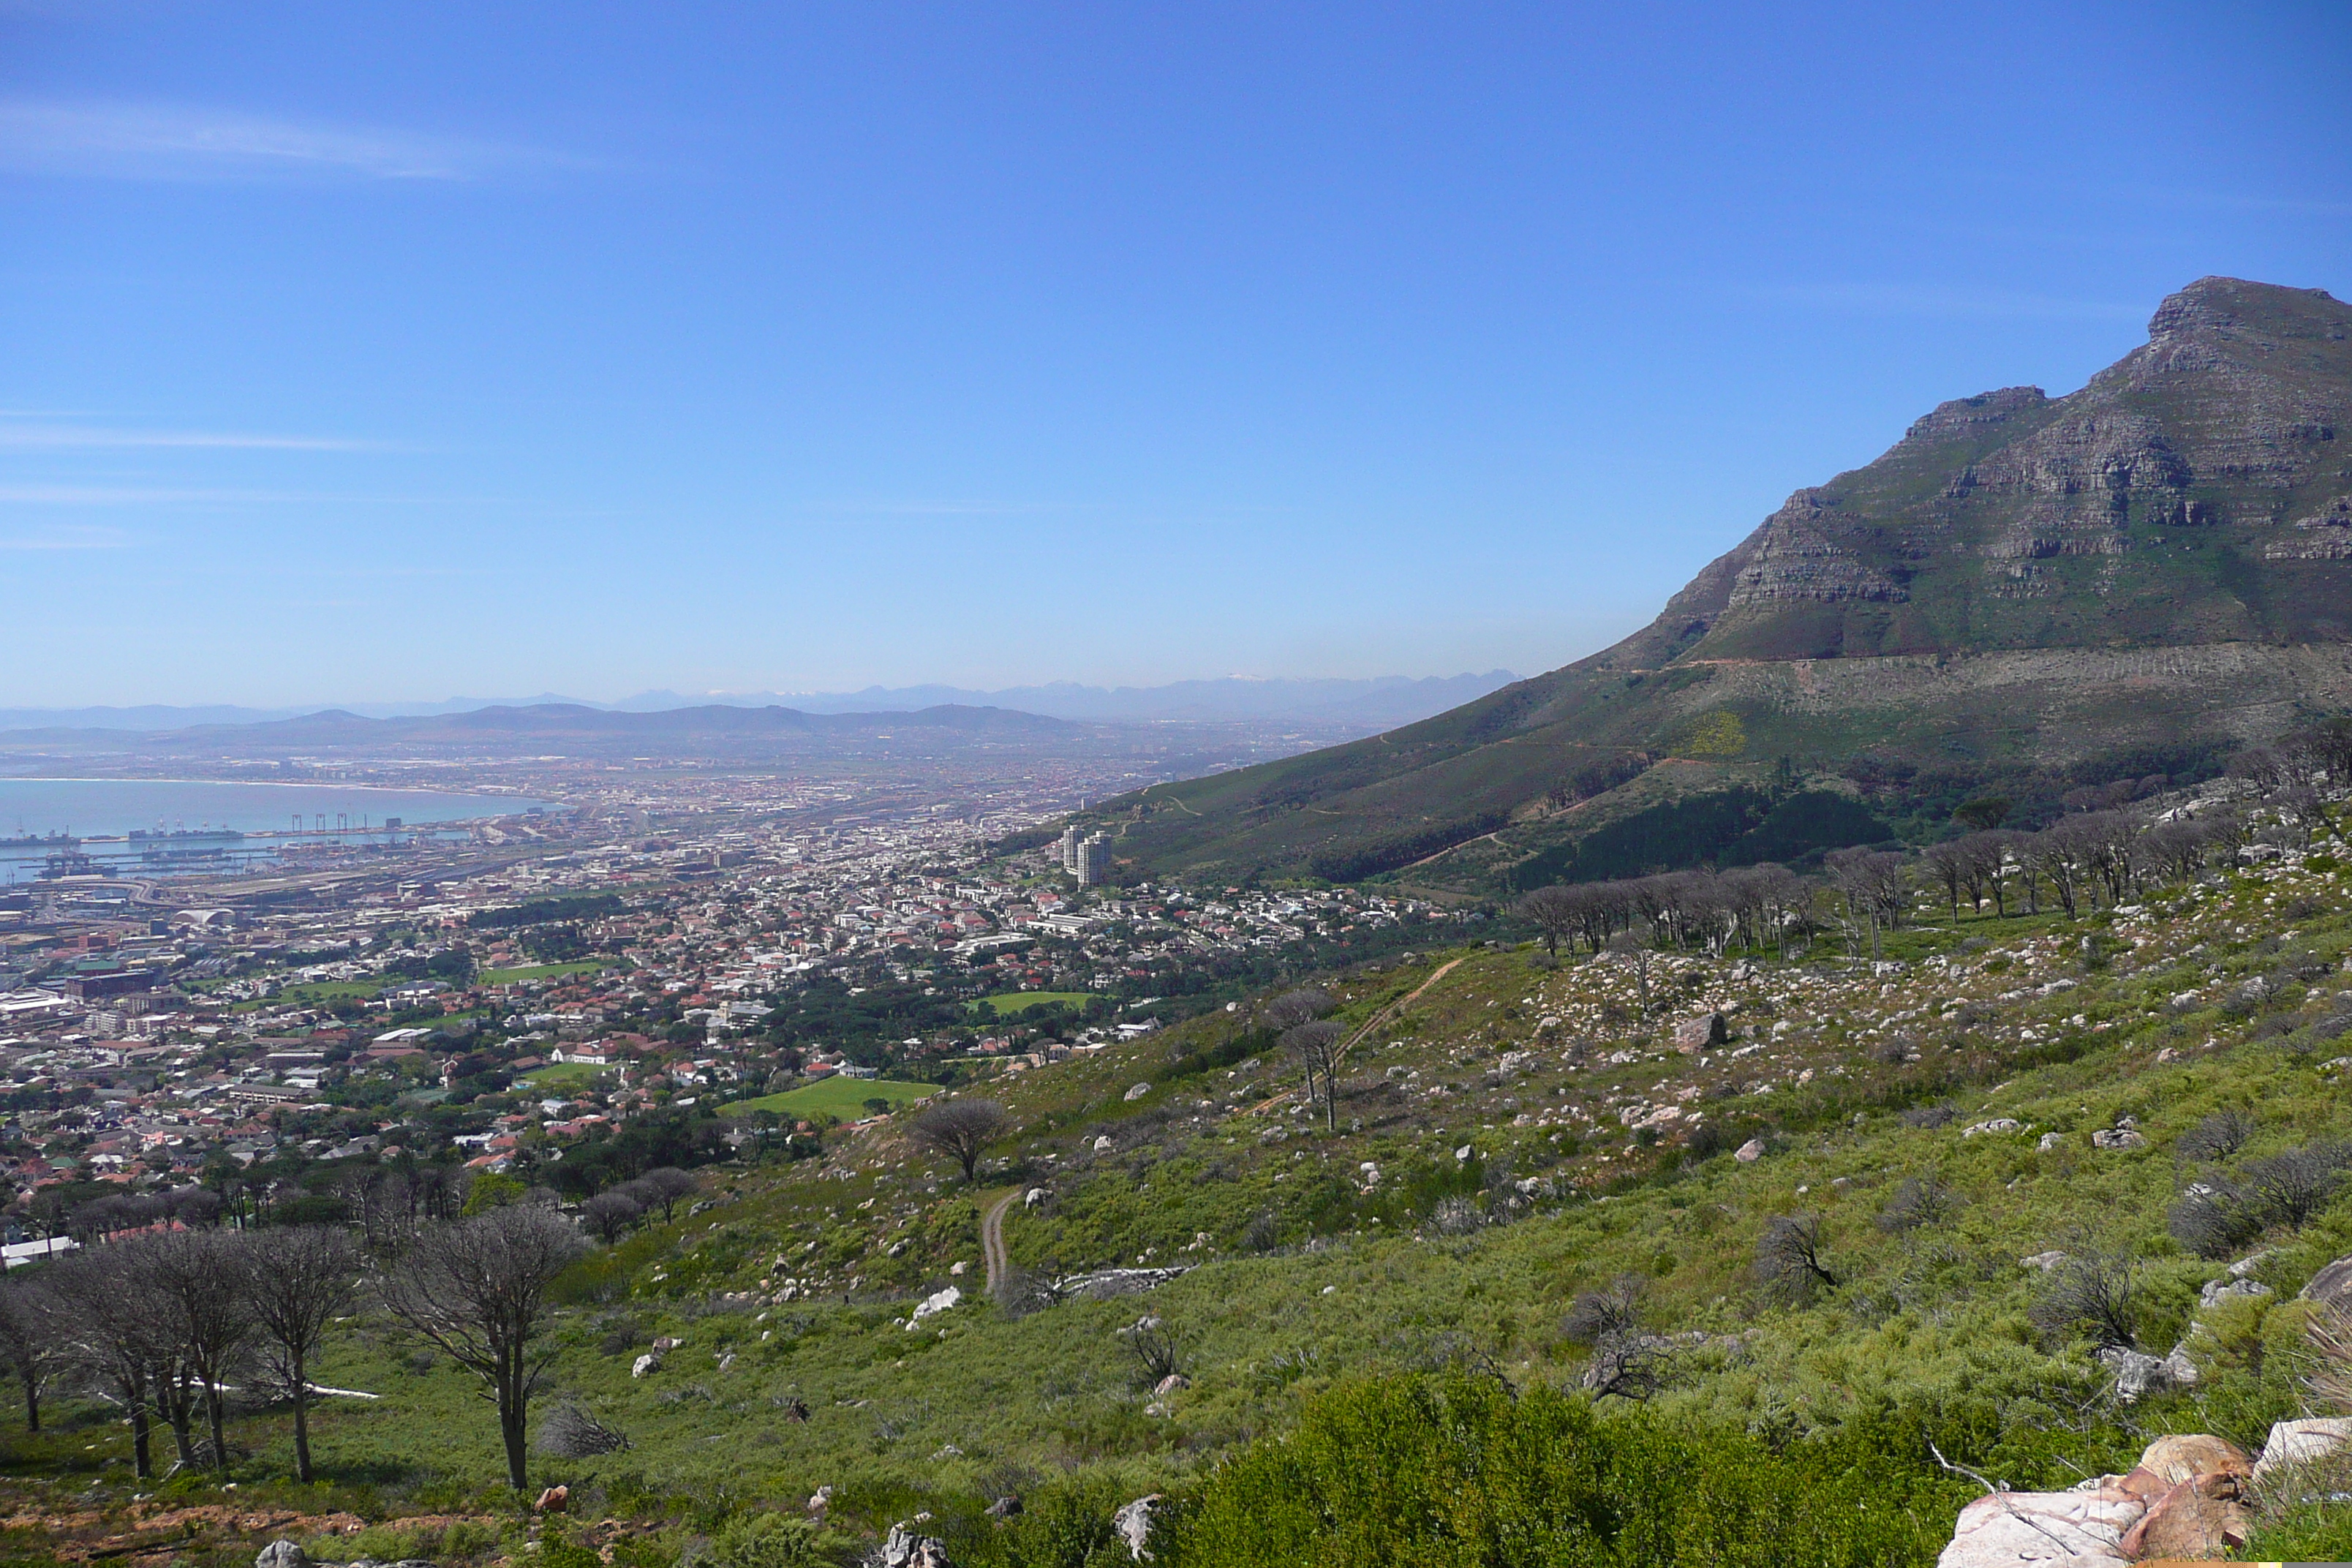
[1074,832,1112,886]
[1059,824,1082,873]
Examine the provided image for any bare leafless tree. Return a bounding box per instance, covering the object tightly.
[2029,1246,2141,1350]
[1876,1175,1960,1234]
[45,1245,176,1478]
[1116,1314,1186,1385]
[581,1191,643,1244]
[145,1229,253,1472]
[0,1276,58,1433]
[909,1098,1011,1184]
[1957,831,2013,917]
[2176,1108,2256,1164]
[535,1399,632,1458]
[1921,840,1969,919]
[1516,886,1582,957]
[1604,930,1656,1006]
[1562,1275,1646,1346]
[1259,987,1335,1033]
[382,1205,587,1491]
[1282,1019,1346,1133]
[634,1167,699,1223]
[1754,1214,1839,1305]
[241,1226,361,1482]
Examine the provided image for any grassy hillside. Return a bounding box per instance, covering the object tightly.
[14,826,2352,1563]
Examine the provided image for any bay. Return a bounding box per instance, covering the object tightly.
[0,777,548,840]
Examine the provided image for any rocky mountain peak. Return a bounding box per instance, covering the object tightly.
[2146,274,2344,346]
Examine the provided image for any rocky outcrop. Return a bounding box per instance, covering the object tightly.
[1673,1011,1728,1052]
[2250,1417,2352,1490]
[1936,1434,2258,1567]
[1725,495,1906,607]
[1113,1495,1160,1561]
[2299,1252,2352,1314]
[877,1522,954,1568]
[1934,1485,2143,1568]
[2097,1345,2198,1402]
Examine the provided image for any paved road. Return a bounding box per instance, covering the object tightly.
[981,1188,1020,1296]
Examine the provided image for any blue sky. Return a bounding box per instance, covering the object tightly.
[4,1,2348,707]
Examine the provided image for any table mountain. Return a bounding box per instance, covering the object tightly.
[1078,276,2352,889]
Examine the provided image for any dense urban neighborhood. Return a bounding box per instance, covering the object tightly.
[0,759,1462,1251]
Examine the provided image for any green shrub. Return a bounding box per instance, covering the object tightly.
[1165,1373,1972,1567]
[712,1512,837,1568]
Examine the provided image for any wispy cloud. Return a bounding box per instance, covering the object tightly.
[1738,282,2146,322]
[0,524,130,550]
[0,99,586,182]
[0,423,381,451]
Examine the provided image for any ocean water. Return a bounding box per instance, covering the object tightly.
[0,777,546,839]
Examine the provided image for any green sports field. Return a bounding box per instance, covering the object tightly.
[731,1076,939,1120]
[972,990,1093,1017]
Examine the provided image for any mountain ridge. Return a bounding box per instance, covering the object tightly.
[1071,277,2352,889]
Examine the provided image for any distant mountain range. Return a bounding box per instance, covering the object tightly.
[0,702,1079,758]
[0,673,1519,737]
[1071,276,2352,892]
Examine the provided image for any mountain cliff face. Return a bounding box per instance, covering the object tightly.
[1080,278,2352,888]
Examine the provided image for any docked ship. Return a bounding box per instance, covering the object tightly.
[0,830,78,850]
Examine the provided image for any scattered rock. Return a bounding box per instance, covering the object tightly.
[1051,1267,1192,1301]
[2019,1251,2068,1271]
[1113,1495,1161,1561]
[1733,1139,1765,1163]
[631,1352,662,1379]
[2199,1276,2272,1309]
[1933,1485,2141,1568]
[1124,1082,1153,1102]
[1961,1119,2024,1138]
[1093,1136,1115,1152]
[908,1286,962,1328]
[255,1543,311,1568]
[1674,1012,1728,1053]
[2037,1132,2064,1152]
[2090,1128,2146,1150]
[1025,1187,1047,1209]
[877,1521,954,1567]
[985,1495,1022,1518]
[2299,1253,2352,1313]
[535,1485,568,1513]
[2099,1345,2198,1402]
[1153,1373,1190,1395]
[808,1485,833,1514]
[2252,1417,2352,1488]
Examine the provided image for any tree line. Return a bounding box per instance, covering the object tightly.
[0,1166,702,1491]
[1516,716,2351,960]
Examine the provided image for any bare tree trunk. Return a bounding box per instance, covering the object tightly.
[18,1367,36,1433]
[130,1401,152,1480]
[290,1349,312,1483]
[206,1384,229,1474]
[500,1358,529,1491]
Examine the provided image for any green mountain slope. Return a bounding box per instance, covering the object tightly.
[77,832,2352,1566]
[1076,277,2352,889]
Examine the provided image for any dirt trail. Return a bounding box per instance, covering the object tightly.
[981,1188,1019,1296]
[1248,955,1465,1113]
